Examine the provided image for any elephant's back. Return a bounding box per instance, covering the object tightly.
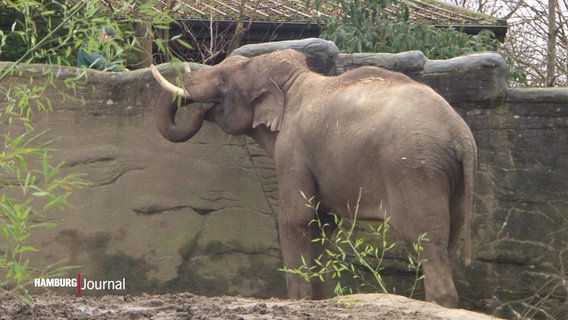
[311,81,462,141]
[297,82,466,208]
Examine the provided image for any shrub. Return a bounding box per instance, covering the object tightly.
[282,191,426,299]
[309,0,497,58]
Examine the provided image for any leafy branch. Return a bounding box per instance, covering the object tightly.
[282,191,427,300]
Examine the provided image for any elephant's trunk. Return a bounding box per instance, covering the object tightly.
[152,64,213,143]
[154,92,209,143]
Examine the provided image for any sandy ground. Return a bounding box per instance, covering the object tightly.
[0,292,503,320]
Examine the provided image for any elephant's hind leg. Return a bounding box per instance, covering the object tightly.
[387,186,459,307]
[422,240,459,307]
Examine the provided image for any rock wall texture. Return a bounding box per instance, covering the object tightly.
[1,39,566,319]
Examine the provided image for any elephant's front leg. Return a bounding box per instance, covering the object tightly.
[278,203,317,299]
[279,203,337,300]
[275,144,331,299]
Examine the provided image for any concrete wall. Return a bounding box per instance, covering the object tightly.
[1,40,566,318]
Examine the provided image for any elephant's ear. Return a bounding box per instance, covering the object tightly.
[252,78,285,132]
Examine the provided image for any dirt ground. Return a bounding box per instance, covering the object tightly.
[0,292,502,320]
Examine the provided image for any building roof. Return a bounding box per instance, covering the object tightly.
[156,0,507,27]
[151,0,507,42]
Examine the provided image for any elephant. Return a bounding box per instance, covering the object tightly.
[149,49,477,308]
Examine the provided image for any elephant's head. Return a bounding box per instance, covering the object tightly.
[151,49,308,143]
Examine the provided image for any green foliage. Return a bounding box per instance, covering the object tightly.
[0,1,87,64]
[0,1,192,303]
[0,0,187,68]
[1,3,189,305]
[309,0,497,59]
[0,79,87,304]
[0,4,90,295]
[0,0,182,305]
[282,191,426,299]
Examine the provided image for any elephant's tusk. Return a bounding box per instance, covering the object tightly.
[183,62,192,74]
[150,64,190,99]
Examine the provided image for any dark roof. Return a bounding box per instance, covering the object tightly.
[399,0,506,26]
[157,0,506,26]
[156,0,507,41]
[161,0,316,21]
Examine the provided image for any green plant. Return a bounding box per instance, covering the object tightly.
[0,81,87,304]
[0,1,193,303]
[1,1,193,305]
[407,233,427,298]
[308,0,497,59]
[282,191,427,299]
[0,0,189,69]
[0,0,129,305]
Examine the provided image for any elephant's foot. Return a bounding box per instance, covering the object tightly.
[426,288,459,308]
[286,275,312,299]
[422,243,459,308]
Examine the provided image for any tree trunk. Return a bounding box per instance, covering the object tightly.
[227,0,248,55]
[546,0,557,86]
[134,20,154,69]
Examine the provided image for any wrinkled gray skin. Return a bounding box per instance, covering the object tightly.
[153,49,477,308]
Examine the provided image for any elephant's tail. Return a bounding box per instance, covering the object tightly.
[461,140,477,266]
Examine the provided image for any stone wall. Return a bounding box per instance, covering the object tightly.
[1,40,566,318]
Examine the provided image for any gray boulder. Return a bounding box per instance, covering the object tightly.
[231,38,339,75]
[335,51,428,75]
